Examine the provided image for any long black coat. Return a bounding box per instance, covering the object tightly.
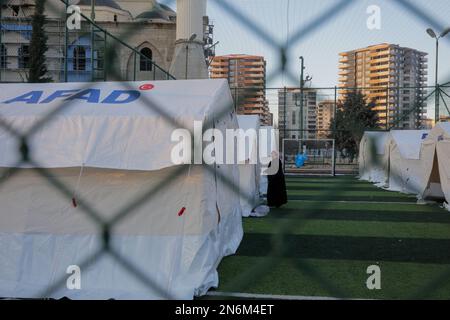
[267,159,288,208]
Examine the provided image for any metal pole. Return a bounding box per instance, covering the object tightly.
[90,0,96,82]
[397,83,400,128]
[386,83,389,131]
[185,43,188,79]
[133,51,136,81]
[435,38,440,123]
[300,56,304,140]
[103,31,106,81]
[64,0,68,82]
[333,86,337,176]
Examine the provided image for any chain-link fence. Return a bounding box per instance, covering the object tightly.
[1,0,450,300]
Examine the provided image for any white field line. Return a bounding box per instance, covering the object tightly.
[287,199,418,205]
[205,291,345,300]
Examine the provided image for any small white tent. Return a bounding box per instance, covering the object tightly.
[383,130,429,194]
[258,126,278,197]
[237,115,260,217]
[358,131,389,184]
[418,122,450,209]
[0,79,243,299]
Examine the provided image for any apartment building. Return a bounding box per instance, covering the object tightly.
[278,88,317,141]
[316,100,335,138]
[338,43,428,129]
[209,54,272,125]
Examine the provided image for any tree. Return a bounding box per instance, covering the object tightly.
[329,91,379,161]
[28,0,52,83]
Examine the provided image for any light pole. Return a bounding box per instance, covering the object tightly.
[426,27,450,123]
[299,56,304,140]
[298,56,312,140]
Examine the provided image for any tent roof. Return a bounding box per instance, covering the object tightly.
[0,79,233,171]
[388,130,429,160]
[362,131,389,155]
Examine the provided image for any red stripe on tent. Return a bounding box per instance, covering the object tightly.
[178,207,186,217]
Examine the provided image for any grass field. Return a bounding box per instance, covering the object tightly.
[213,176,450,300]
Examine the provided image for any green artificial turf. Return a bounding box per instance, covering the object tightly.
[215,176,450,300]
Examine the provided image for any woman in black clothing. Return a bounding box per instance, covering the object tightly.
[266,153,287,208]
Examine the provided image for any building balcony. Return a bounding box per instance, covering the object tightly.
[339,56,349,63]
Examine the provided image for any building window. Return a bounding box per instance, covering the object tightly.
[73,46,86,71]
[140,47,153,71]
[0,44,7,68]
[18,45,30,69]
[292,111,296,125]
[113,14,118,22]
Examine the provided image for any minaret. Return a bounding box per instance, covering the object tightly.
[169,0,208,80]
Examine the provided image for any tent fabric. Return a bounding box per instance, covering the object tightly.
[383,130,429,194]
[0,80,243,299]
[358,131,389,183]
[0,80,232,171]
[237,115,260,217]
[258,126,277,197]
[418,122,450,208]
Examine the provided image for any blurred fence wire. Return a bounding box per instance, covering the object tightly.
[0,0,450,300]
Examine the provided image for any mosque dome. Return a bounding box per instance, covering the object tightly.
[135,1,176,22]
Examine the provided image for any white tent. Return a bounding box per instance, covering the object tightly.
[383,130,429,194]
[258,126,278,197]
[0,79,243,299]
[358,131,389,184]
[418,122,450,209]
[237,115,260,217]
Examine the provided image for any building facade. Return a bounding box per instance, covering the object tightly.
[0,0,213,82]
[338,43,428,129]
[209,54,271,125]
[316,100,335,139]
[278,88,317,141]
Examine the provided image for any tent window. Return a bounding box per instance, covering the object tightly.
[73,46,86,71]
[0,44,6,68]
[18,45,29,69]
[140,47,153,71]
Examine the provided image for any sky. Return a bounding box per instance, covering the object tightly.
[162,0,450,118]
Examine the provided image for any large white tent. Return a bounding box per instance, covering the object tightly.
[358,131,389,184]
[0,79,243,299]
[237,115,260,217]
[382,130,429,194]
[418,122,450,209]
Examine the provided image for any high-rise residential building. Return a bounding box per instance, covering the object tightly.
[209,54,271,125]
[278,88,317,141]
[316,100,335,138]
[338,43,428,129]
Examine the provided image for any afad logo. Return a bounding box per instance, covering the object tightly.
[2,83,155,105]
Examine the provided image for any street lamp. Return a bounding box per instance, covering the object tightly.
[426,27,450,122]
